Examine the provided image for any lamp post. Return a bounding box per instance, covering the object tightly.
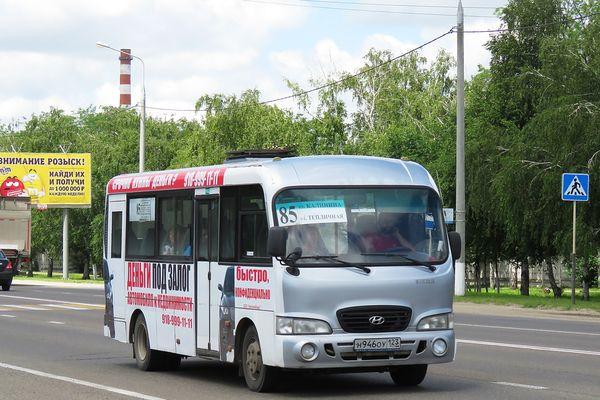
[96,42,146,173]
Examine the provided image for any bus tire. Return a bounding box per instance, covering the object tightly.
[133,314,161,371]
[241,325,277,392]
[389,364,428,386]
[1,278,11,291]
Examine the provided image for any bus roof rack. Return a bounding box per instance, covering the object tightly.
[224,148,296,163]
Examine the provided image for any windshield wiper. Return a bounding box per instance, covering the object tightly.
[360,252,437,272]
[298,255,371,274]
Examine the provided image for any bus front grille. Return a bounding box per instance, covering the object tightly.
[337,306,412,333]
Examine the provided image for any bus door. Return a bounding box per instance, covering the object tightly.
[195,189,219,353]
[106,195,127,341]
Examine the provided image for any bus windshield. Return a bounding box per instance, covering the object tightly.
[274,187,448,266]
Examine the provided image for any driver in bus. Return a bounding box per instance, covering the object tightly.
[367,213,415,252]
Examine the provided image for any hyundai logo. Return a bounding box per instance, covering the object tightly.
[369,315,385,325]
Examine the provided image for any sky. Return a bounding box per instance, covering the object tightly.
[0,0,508,126]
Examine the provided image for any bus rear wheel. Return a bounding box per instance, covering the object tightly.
[241,325,277,392]
[389,364,428,386]
[133,314,163,371]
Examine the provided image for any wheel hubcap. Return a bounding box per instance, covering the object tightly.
[135,326,148,361]
[245,340,262,380]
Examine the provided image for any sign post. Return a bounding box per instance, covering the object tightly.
[561,173,590,305]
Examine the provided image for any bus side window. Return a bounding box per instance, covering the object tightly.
[111,211,122,258]
[127,197,156,258]
[159,196,193,258]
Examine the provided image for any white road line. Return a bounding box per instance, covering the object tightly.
[456,323,600,337]
[0,314,16,318]
[0,362,166,400]
[48,321,65,325]
[42,304,88,311]
[0,294,102,307]
[457,339,600,356]
[3,305,50,311]
[493,381,548,390]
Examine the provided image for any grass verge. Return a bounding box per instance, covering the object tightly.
[455,287,600,312]
[14,271,103,285]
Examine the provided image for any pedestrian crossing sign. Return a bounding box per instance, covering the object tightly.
[562,173,589,202]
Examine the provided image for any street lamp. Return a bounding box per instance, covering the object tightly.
[96,41,146,173]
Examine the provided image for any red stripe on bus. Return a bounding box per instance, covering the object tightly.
[107,167,227,194]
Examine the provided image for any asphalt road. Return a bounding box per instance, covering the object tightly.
[0,283,599,400]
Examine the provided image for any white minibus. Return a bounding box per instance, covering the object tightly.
[103,152,461,392]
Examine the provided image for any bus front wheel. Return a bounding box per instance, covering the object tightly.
[389,364,428,386]
[241,325,277,392]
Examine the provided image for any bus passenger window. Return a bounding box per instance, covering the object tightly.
[111,211,122,258]
[127,197,156,257]
[159,196,193,258]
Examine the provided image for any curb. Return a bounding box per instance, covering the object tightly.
[12,279,104,290]
[454,301,600,321]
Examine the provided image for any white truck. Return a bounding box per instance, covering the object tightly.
[0,197,31,291]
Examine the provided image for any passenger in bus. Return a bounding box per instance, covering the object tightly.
[161,228,176,255]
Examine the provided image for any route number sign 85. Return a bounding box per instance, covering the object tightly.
[278,205,297,225]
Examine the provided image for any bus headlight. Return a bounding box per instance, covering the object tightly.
[276,317,332,335]
[417,313,454,331]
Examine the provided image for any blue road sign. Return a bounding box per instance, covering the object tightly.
[562,173,589,202]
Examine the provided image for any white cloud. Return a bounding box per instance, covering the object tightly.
[0,0,505,124]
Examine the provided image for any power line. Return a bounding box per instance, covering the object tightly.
[137,28,453,112]
[298,0,501,10]
[139,11,600,113]
[243,0,498,18]
[260,28,455,104]
[462,11,600,33]
[145,105,198,112]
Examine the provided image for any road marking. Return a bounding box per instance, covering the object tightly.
[3,305,50,311]
[458,339,600,357]
[0,294,102,307]
[48,321,65,325]
[493,381,547,390]
[42,304,89,311]
[456,323,600,337]
[0,314,16,318]
[0,361,166,400]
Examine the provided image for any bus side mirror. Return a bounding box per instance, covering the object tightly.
[268,227,288,258]
[448,232,461,260]
[217,283,223,292]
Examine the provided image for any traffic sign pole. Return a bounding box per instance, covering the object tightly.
[571,201,576,305]
[561,172,589,305]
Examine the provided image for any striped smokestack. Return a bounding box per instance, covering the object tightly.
[119,49,133,106]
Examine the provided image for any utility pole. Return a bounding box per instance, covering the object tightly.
[139,77,146,173]
[455,0,466,296]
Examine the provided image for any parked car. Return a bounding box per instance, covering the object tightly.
[0,249,14,291]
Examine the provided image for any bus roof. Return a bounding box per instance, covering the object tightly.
[106,155,439,196]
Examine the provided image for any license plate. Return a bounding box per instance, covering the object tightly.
[353,337,402,352]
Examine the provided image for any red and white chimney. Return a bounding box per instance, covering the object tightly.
[119,49,133,106]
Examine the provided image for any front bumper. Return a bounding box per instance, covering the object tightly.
[276,329,455,369]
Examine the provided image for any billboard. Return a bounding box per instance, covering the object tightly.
[0,153,91,208]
